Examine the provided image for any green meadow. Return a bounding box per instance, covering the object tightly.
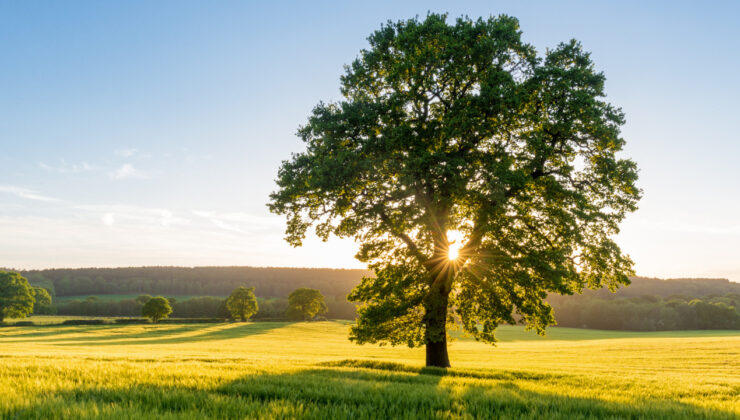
[1,321,738,419]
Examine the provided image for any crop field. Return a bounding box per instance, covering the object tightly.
[1,321,738,419]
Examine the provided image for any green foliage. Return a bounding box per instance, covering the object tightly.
[56,297,145,317]
[16,266,368,298]
[141,296,173,323]
[226,287,258,322]
[217,299,231,320]
[270,14,640,365]
[135,294,153,305]
[24,273,55,297]
[287,288,328,321]
[575,277,740,299]
[172,296,224,318]
[550,294,740,331]
[0,271,35,323]
[43,277,738,331]
[31,287,54,315]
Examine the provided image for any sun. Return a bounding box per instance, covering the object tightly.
[448,242,461,260]
[447,230,464,261]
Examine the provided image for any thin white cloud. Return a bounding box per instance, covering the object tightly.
[38,160,95,173]
[192,210,283,234]
[109,164,146,180]
[0,214,363,270]
[115,148,138,157]
[210,218,244,233]
[0,185,59,202]
[77,204,190,228]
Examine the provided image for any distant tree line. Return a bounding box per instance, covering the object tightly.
[52,287,347,321]
[5,266,740,330]
[549,293,740,331]
[13,267,738,304]
[572,277,740,299]
[15,266,369,298]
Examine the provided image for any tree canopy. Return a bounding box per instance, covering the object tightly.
[0,271,35,322]
[141,296,172,323]
[31,287,54,315]
[287,288,328,321]
[135,294,153,305]
[226,286,259,322]
[270,14,640,367]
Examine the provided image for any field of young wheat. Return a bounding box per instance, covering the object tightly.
[1,321,738,419]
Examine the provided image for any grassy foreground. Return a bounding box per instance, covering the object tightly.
[1,321,738,419]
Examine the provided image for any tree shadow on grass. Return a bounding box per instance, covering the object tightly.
[0,325,206,343]
[51,322,294,346]
[319,359,566,381]
[6,361,737,419]
[217,363,737,420]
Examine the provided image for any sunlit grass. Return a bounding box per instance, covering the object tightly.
[1,321,738,419]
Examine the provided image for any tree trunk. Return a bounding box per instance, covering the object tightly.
[423,276,452,368]
[425,334,450,368]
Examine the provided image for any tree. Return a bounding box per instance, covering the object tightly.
[226,287,258,321]
[0,271,35,323]
[31,287,54,315]
[141,296,172,323]
[269,14,640,367]
[287,288,328,321]
[135,294,153,305]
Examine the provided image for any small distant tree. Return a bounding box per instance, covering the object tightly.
[226,286,258,321]
[31,287,54,315]
[288,288,328,321]
[141,296,172,323]
[0,271,35,323]
[135,294,153,305]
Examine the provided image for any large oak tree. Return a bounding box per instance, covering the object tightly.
[269,14,640,367]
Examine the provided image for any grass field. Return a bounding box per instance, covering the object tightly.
[1,321,738,419]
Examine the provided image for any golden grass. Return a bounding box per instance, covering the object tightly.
[1,321,738,419]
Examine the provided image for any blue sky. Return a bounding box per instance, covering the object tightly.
[1,1,739,281]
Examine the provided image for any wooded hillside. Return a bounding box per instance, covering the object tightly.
[13,266,738,300]
[16,266,370,299]
[5,267,738,330]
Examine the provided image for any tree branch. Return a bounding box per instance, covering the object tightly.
[378,210,429,265]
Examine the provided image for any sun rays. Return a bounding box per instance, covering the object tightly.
[446,230,464,261]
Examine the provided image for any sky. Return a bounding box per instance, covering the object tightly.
[1,1,739,281]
